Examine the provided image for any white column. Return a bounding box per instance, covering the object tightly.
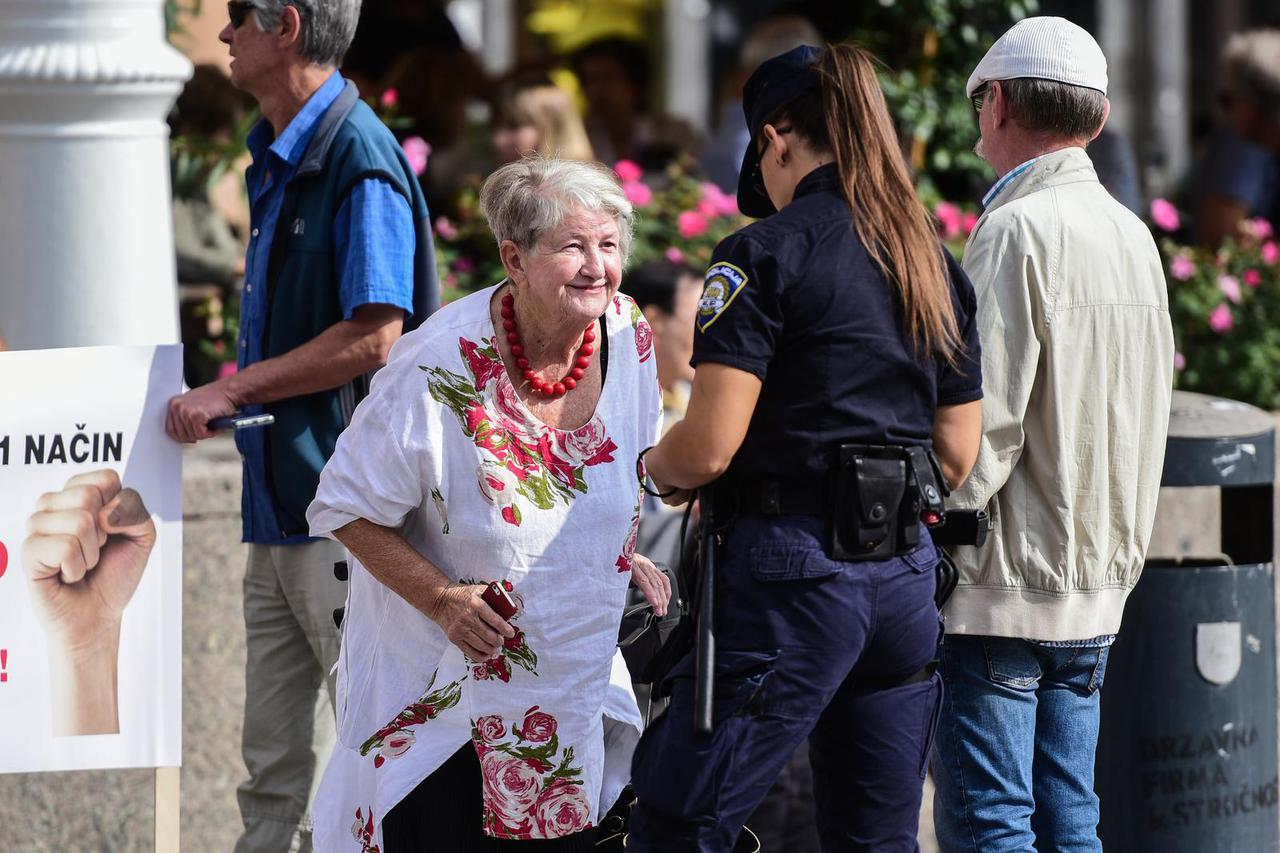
[1146,0,1191,197]
[0,0,191,350]
[479,0,515,77]
[663,0,711,133]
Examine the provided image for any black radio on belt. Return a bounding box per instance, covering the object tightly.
[828,444,948,561]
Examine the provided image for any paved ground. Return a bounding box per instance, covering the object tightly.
[0,434,1238,852]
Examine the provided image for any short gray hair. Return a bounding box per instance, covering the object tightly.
[1223,29,1280,115]
[1000,77,1107,141]
[479,157,635,264]
[253,0,361,68]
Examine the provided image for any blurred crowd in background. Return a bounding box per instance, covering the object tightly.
[165,0,1280,410]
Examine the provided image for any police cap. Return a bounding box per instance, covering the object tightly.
[737,44,823,219]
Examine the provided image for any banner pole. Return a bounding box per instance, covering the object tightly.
[154,767,180,852]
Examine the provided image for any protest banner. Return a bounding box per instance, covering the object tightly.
[0,344,182,775]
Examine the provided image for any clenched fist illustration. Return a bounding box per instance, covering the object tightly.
[21,469,156,736]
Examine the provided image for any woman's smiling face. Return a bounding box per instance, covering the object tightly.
[519,207,623,324]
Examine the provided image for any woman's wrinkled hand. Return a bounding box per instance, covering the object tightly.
[630,553,672,618]
[430,583,515,661]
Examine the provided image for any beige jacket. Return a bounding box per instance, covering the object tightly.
[945,148,1175,641]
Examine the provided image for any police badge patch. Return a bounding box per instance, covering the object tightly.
[697,262,748,332]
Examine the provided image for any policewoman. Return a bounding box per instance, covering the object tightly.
[627,44,984,851]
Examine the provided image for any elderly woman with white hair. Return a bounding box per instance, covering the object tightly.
[306,157,671,851]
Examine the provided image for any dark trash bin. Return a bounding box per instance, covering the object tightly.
[1097,391,1279,852]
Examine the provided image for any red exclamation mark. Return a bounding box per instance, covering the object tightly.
[0,649,7,683]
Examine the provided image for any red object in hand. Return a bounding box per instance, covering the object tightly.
[481,581,518,620]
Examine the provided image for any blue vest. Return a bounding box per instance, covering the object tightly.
[262,81,438,535]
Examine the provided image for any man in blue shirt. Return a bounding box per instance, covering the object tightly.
[166,2,436,850]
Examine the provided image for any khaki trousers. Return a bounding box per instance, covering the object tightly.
[235,539,348,853]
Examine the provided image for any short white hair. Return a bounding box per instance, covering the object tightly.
[1224,29,1280,114]
[479,157,634,265]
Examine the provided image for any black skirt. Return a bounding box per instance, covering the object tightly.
[381,743,599,852]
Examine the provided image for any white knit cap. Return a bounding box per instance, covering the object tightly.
[966,16,1108,97]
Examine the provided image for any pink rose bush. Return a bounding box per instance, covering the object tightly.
[469,708,591,839]
[1151,198,1181,232]
[1157,214,1280,406]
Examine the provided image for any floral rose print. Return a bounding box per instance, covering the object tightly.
[470,708,590,840]
[515,706,557,743]
[532,778,593,838]
[461,578,539,682]
[615,501,640,573]
[635,317,653,362]
[360,670,464,767]
[430,487,449,534]
[351,806,380,853]
[422,336,618,526]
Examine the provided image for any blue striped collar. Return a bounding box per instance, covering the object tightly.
[981,155,1045,209]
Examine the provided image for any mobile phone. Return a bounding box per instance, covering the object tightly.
[480,581,518,620]
[208,413,275,431]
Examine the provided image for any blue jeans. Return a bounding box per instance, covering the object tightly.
[931,636,1110,853]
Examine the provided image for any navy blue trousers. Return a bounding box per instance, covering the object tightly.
[628,514,943,852]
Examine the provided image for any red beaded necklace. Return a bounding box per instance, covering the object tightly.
[500,291,595,398]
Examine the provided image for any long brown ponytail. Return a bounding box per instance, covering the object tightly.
[770,44,961,364]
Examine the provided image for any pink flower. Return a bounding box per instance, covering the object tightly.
[475,715,507,744]
[217,361,238,380]
[677,210,708,238]
[665,246,685,264]
[635,318,653,362]
[452,256,475,274]
[435,216,459,240]
[1245,268,1262,287]
[1174,351,1187,371]
[622,180,652,207]
[531,779,592,838]
[1169,255,1196,281]
[1219,274,1242,304]
[1150,198,1180,232]
[380,88,399,109]
[1208,303,1234,333]
[1263,242,1279,265]
[480,751,542,836]
[380,730,415,759]
[934,202,963,239]
[517,706,557,743]
[402,136,430,176]
[613,160,643,183]
[962,212,979,236]
[1249,218,1274,240]
[700,181,739,216]
[697,198,719,218]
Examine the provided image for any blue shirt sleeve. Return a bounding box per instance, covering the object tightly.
[333,178,416,320]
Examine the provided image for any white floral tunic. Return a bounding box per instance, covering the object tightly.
[307,284,661,852]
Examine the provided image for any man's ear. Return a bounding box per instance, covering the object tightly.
[989,80,1007,129]
[276,5,304,50]
[499,241,527,285]
[1089,98,1111,142]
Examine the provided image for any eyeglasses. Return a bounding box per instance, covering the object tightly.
[970,84,989,113]
[228,0,256,29]
[751,125,793,195]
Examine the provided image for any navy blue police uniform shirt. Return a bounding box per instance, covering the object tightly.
[693,163,983,483]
